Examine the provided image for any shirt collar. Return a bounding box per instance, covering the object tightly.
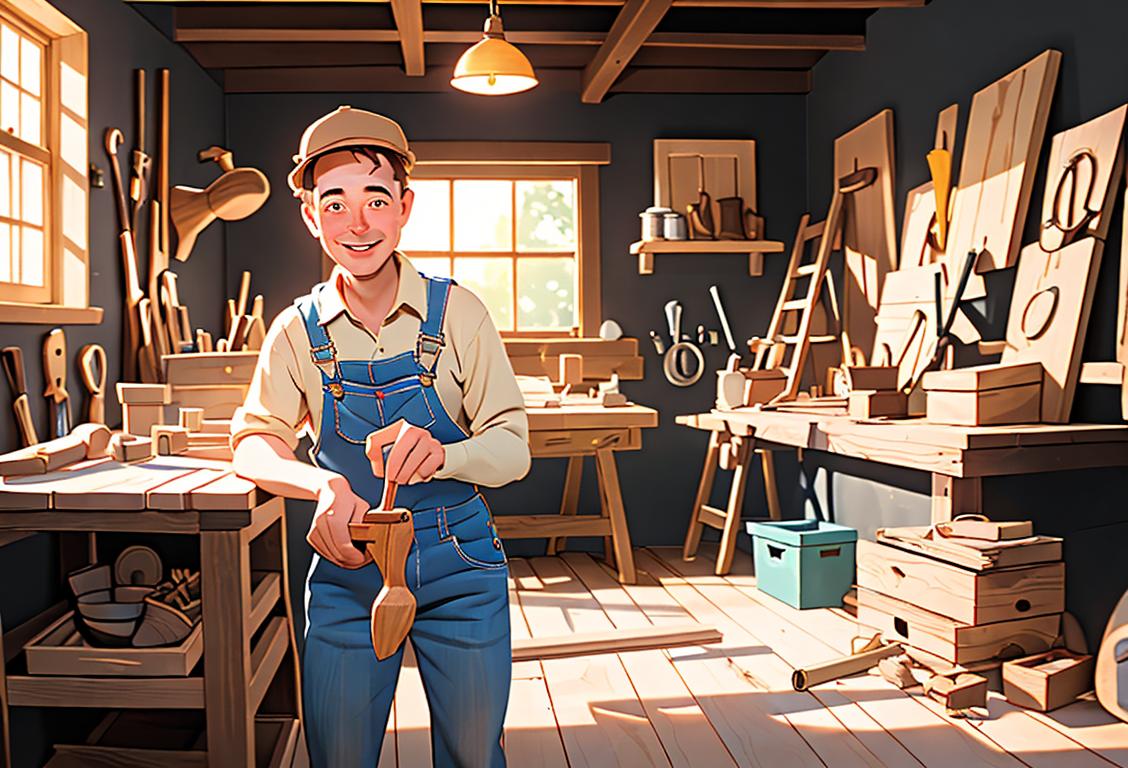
[317,251,429,327]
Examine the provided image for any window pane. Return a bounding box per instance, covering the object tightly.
[398,179,450,252]
[9,221,17,282]
[517,181,575,252]
[0,149,10,218]
[0,26,16,84]
[410,256,451,279]
[453,257,513,331]
[21,157,41,226]
[19,91,38,145]
[517,258,576,331]
[0,222,8,282]
[19,37,38,96]
[454,180,512,252]
[1,80,17,135]
[20,225,41,286]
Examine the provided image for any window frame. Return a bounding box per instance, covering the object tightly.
[0,0,96,324]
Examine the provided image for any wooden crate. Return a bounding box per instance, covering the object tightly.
[25,610,203,677]
[926,382,1041,426]
[875,525,1063,571]
[855,540,1064,624]
[163,351,259,386]
[856,587,1059,664]
[1003,649,1094,711]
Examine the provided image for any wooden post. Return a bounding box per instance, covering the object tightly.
[547,455,583,556]
[594,448,637,584]
[201,528,254,767]
[759,448,781,521]
[930,474,982,524]
[0,612,9,768]
[683,430,722,559]
[716,439,753,576]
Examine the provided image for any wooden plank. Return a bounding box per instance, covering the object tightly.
[581,0,673,104]
[248,571,281,637]
[249,617,289,713]
[189,473,262,510]
[556,554,739,768]
[389,0,423,76]
[834,109,898,362]
[504,568,568,767]
[148,468,231,510]
[54,462,204,510]
[494,514,611,538]
[526,404,658,431]
[922,362,1043,392]
[925,381,1042,427]
[594,448,636,583]
[0,510,201,534]
[48,745,206,768]
[512,623,722,661]
[653,138,758,218]
[6,675,203,708]
[629,549,885,767]
[513,557,672,766]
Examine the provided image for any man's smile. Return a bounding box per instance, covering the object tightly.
[337,238,383,253]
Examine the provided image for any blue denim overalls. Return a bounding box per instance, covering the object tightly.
[297,275,511,767]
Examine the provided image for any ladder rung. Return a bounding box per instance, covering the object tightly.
[781,299,808,311]
[793,263,819,277]
[810,334,838,344]
[779,335,799,344]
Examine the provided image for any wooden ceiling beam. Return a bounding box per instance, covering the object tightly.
[223,65,810,94]
[144,0,926,6]
[176,27,862,51]
[582,0,674,104]
[390,0,425,75]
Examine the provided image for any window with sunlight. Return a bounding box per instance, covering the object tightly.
[399,178,578,334]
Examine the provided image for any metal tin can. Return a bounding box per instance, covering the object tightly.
[640,206,672,241]
[663,212,687,240]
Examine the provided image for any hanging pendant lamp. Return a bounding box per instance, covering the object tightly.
[451,0,538,95]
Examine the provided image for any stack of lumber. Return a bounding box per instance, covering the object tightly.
[856,518,1065,667]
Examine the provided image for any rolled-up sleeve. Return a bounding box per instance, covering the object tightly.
[434,309,531,487]
[230,309,309,452]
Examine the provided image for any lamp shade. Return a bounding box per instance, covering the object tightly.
[451,16,538,95]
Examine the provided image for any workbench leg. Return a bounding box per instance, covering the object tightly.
[930,475,982,524]
[759,449,781,521]
[716,441,753,576]
[683,430,722,559]
[202,529,254,768]
[547,455,583,556]
[0,613,9,768]
[595,448,637,584]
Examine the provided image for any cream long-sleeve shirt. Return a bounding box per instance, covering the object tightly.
[230,253,531,488]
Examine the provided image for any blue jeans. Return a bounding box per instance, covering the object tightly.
[303,494,511,767]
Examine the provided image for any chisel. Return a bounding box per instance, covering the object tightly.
[1,346,38,447]
[42,329,71,438]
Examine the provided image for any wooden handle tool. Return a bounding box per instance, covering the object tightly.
[42,329,70,438]
[348,454,416,660]
[1,346,38,447]
[78,344,107,424]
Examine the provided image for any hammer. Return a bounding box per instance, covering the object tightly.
[348,454,416,660]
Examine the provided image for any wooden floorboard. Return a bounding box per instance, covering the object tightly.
[377,545,1126,767]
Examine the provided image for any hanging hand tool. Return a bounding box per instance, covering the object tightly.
[171,149,270,263]
[1,347,38,447]
[78,344,107,425]
[664,300,682,344]
[42,329,71,438]
[129,69,152,234]
[349,446,416,660]
[708,284,738,353]
[106,127,148,382]
[648,330,666,355]
[927,130,954,252]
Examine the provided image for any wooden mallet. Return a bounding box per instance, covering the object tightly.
[349,449,416,660]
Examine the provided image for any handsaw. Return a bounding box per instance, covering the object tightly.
[349,448,416,661]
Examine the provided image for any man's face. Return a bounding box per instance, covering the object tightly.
[301,150,414,279]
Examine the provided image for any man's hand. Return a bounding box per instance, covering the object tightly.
[365,419,445,485]
[308,474,371,569]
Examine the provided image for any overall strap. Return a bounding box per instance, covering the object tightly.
[416,276,454,380]
[296,284,341,385]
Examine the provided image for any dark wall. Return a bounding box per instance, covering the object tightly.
[225,88,808,633]
[0,2,224,764]
[804,0,1128,647]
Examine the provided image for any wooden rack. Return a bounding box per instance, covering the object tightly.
[629,239,784,276]
[0,462,304,768]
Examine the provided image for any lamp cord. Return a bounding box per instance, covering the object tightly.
[489,0,499,17]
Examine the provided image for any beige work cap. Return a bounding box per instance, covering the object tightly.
[287,105,416,195]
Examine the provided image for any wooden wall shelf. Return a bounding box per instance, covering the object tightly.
[629,239,785,276]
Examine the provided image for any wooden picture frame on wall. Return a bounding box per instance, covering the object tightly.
[654,139,757,216]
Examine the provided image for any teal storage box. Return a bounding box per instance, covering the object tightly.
[747,520,857,609]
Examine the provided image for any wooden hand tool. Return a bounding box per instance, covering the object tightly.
[236,270,252,318]
[106,128,145,382]
[2,346,37,447]
[348,470,415,661]
[0,423,111,477]
[129,68,152,234]
[42,329,71,438]
[77,344,107,424]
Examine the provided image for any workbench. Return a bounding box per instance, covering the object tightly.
[0,456,304,768]
[498,402,659,584]
[678,407,1128,574]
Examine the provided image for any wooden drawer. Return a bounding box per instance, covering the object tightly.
[857,587,1059,664]
[25,611,203,677]
[530,427,640,456]
[164,352,258,386]
[856,540,1064,624]
[171,384,249,419]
